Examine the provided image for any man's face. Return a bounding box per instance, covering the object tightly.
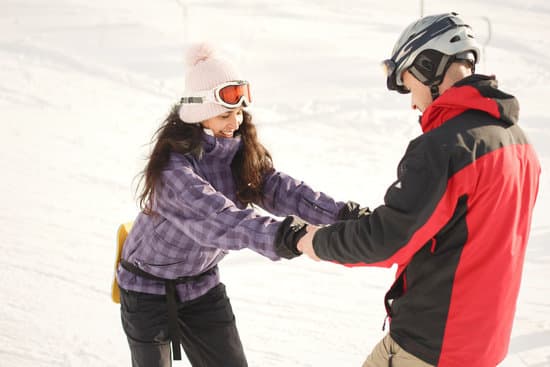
[402,70,433,112]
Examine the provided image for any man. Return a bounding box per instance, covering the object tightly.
[295,12,540,367]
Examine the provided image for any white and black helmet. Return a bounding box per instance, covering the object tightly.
[382,12,481,96]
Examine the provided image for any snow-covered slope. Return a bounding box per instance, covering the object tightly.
[1,0,549,365]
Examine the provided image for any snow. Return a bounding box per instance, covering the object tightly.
[1,0,549,366]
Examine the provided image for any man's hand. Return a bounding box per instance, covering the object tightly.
[297,225,321,261]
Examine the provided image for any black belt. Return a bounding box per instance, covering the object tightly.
[120,259,215,360]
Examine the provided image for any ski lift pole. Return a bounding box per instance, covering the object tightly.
[480,16,492,72]
[176,0,189,45]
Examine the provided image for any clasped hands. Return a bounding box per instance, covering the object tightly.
[274,215,320,260]
[274,201,369,261]
[294,200,369,261]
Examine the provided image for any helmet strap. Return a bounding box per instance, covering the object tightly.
[409,50,457,101]
[430,84,441,101]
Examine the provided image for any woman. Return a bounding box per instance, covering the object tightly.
[117,43,360,367]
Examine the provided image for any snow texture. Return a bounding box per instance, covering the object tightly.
[1,0,549,366]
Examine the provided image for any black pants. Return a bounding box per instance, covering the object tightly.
[120,283,248,367]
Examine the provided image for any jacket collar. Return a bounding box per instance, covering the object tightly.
[200,130,243,165]
[420,74,519,133]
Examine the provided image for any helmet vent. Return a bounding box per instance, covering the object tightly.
[450,35,461,43]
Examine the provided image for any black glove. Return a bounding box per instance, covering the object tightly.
[337,201,371,220]
[274,216,307,259]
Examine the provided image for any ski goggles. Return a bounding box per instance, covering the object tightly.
[381,58,410,94]
[180,80,252,109]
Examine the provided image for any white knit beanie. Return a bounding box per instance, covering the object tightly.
[178,43,243,123]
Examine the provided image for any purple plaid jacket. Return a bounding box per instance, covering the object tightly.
[117,131,344,301]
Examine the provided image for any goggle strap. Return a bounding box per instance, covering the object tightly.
[408,65,429,84]
[180,97,205,104]
[409,51,451,87]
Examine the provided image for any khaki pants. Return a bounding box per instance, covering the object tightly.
[362,334,434,367]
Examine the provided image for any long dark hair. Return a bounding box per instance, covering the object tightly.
[137,106,273,214]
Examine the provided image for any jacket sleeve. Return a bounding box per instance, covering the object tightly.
[313,137,461,267]
[258,170,346,225]
[155,164,283,260]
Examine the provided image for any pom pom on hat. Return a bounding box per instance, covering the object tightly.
[178,42,243,124]
[185,42,216,67]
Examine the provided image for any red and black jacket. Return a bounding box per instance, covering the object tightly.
[313,75,540,366]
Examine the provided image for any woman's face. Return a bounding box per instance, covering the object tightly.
[202,108,244,138]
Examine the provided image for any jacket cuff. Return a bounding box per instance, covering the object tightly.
[274,216,307,259]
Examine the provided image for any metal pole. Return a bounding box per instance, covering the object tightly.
[176,0,189,44]
[480,16,492,72]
